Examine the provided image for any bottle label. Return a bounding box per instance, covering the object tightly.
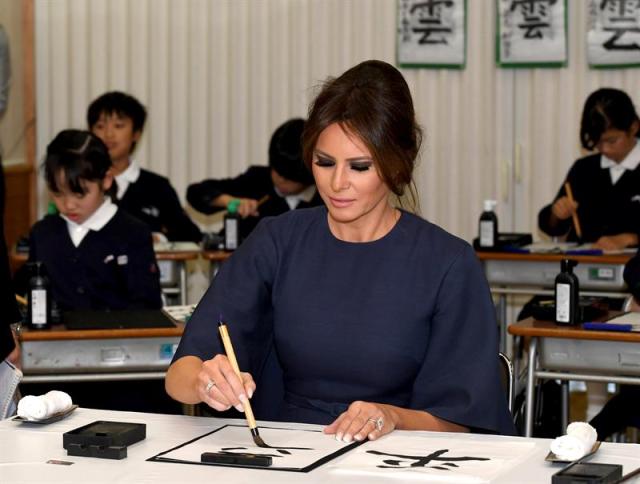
[31,289,48,326]
[225,218,238,250]
[479,221,494,247]
[556,283,571,323]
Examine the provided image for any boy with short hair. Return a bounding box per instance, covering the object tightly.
[87,91,202,243]
[187,118,321,241]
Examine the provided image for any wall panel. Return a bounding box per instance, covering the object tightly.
[34,0,640,241]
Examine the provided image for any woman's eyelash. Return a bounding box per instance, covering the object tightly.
[314,157,334,167]
[350,163,371,172]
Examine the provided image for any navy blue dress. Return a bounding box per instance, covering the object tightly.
[173,206,515,435]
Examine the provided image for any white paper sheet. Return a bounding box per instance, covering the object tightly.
[152,424,358,471]
[330,435,536,482]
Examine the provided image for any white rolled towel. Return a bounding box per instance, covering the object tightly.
[17,391,73,421]
[550,422,597,461]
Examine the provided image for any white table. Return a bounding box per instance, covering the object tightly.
[2,408,640,483]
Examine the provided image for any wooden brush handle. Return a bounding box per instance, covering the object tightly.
[218,323,258,429]
[564,182,583,239]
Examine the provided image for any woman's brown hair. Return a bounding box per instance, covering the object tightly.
[302,60,422,204]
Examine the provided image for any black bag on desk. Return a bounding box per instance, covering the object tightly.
[518,293,623,322]
[527,297,609,323]
[472,232,532,252]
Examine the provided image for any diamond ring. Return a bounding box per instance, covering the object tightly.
[368,416,384,432]
[205,379,216,393]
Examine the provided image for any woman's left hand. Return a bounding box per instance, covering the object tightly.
[324,401,397,443]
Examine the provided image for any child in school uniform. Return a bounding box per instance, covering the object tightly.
[87,91,202,243]
[538,88,640,249]
[19,130,181,414]
[535,88,640,438]
[186,118,323,242]
[27,129,162,311]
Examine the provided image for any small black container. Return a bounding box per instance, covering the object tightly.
[555,259,579,325]
[63,421,146,460]
[27,261,51,329]
[224,199,240,251]
[478,200,498,249]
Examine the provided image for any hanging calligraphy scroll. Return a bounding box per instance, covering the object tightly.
[397,0,467,68]
[497,0,568,67]
[588,0,640,68]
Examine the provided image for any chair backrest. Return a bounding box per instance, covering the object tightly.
[498,352,514,414]
[0,359,23,419]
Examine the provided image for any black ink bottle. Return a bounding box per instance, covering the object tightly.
[224,199,240,251]
[478,200,498,249]
[555,259,579,325]
[27,261,51,329]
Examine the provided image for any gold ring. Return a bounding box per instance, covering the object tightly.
[368,417,384,432]
[205,379,216,393]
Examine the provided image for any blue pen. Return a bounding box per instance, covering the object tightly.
[583,322,633,332]
[565,249,603,256]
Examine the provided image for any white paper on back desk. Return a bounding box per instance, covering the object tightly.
[330,435,536,483]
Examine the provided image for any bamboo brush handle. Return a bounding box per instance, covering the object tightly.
[564,182,583,239]
[218,323,258,429]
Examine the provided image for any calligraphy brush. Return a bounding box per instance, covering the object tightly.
[256,194,270,208]
[563,181,583,242]
[218,317,269,448]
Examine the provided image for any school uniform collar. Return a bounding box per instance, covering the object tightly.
[61,198,118,247]
[115,159,141,199]
[601,141,640,184]
[275,185,317,210]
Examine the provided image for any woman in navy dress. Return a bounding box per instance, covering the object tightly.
[166,60,515,439]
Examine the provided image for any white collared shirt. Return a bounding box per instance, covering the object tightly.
[115,159,141,199]
[601,140,640,185]
[275,185,317,211]
[61,198,118,247]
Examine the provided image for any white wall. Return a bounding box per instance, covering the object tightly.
[34,0,640,242]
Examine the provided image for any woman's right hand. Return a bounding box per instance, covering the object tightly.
[551,196,578,221]
[197,354,256,412]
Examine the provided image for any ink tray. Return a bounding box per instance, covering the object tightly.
[545,441,601,464]
[62,420,146,460]
[13,405,78,424]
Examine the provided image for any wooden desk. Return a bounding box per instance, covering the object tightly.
[19,323,184,384]
[202,249,232,277]
[11,246,200,305]
[508,316,640,437]
[477,251,632,351]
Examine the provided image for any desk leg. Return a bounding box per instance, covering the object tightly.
[496,293,507,354]
[525,337,538,437]
[561,381,569,433]
[179,262,187,305]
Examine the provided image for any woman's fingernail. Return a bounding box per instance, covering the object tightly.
[248,389,254,399]
[239,394,248,403]
[336,432,343,441]
[235,403,244,412]
[354,434,363,441]
[343,434,352,443]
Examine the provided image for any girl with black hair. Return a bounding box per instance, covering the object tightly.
[25,129,162,311]
[538,88,640,249]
